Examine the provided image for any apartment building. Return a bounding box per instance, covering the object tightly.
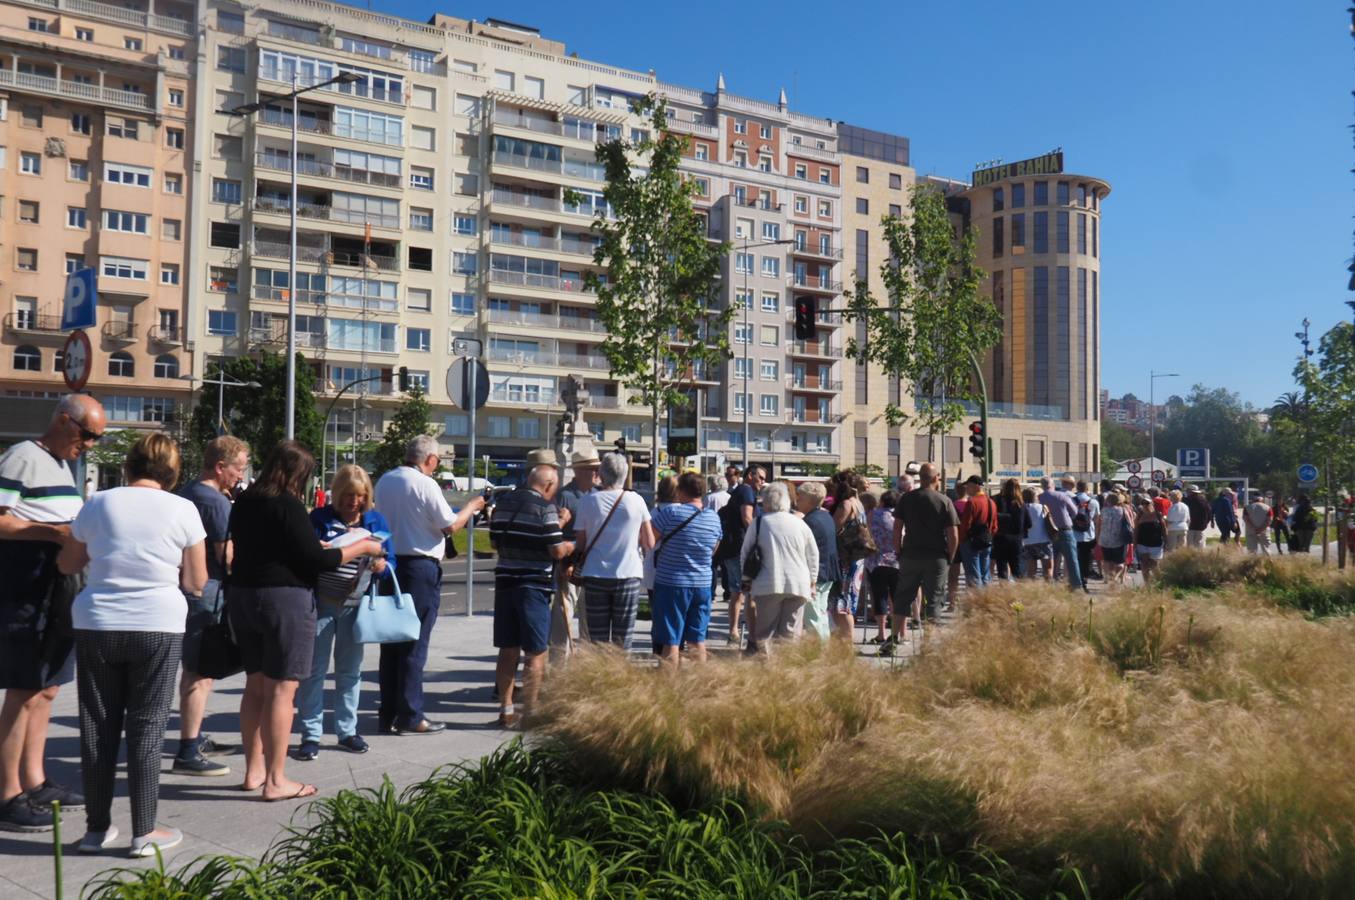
[0,0,195,441]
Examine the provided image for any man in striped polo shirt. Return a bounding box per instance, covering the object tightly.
[0,394,104,832]
[489,459,573,729]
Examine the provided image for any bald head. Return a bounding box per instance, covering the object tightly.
[527,464,559,500]
[45,394,106,461]
[918,463,940,488]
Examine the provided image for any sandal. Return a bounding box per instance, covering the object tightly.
[262,783,319,803]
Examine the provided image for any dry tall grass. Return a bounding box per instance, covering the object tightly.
[534,579,1355,898]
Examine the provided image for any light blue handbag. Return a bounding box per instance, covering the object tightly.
[352,566,420,644]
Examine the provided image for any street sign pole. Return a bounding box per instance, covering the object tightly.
[450,342,487,615]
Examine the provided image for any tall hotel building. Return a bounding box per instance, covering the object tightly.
[0,0,195,440]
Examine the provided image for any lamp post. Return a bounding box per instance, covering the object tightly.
[200,368,261,435]
[1149,370,1178,484]
[738,235,795,469]
[226,70,364,441]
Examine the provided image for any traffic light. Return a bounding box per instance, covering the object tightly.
[793,296,817,340]
[968,420,985,461]
[397,366,410,392]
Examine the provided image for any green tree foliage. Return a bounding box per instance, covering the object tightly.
[369,385,436,480]
[1286,322,1355,496]
[1099,420,1149,477]
[188,352,323,464]
[1156,384,1298,484]
[842,184,1002,441]
[583,94,732,475]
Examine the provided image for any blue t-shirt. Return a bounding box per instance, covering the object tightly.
[803,508,840,582]
[652,503,721,588]
[180,480,232,581]
[309,505,396,583]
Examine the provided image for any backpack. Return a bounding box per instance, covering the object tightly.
[967,496,995,550]
[1072,498,1092,532]
[715,495,746,561]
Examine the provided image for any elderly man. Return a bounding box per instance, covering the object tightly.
[0,394,104,831]
[1038,476,1084,592]
[551,448,599,657]
[374,436,484,736]
[892,463,958,626]
[490,461,572,728]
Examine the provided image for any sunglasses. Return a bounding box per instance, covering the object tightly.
[66,415,102,442]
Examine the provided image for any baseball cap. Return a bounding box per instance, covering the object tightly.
[964,475,984,486]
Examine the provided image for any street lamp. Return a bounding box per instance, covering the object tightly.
[737,236,795,469]
[1149,370,1178,483]
[224,70,364,441]
[199,368,261,435]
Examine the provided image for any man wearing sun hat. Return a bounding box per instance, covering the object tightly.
[550,447,600,656]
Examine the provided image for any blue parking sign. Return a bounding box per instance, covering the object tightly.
[61,268,98,331]
[1176,448,1210,480]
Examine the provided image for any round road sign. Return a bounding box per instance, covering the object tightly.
[1126,474,1143,491]
[1298,463,1319,485]
[1152,469,1166,484]
[1126,460,1142,474]
[61,329,92,392]
[446,357,489,411]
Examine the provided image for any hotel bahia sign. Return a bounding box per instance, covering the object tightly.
[971,151,1065,187]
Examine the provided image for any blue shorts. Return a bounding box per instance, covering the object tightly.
[493,577,552,654]
[719,557,743,595]
[181,580,223,673]
[651,584,712,648]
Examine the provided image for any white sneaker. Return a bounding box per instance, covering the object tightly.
[78,824,118,854]
[129,825,182,858]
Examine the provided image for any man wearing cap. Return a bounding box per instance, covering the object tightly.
[551,448,598,656]
[956,476,997,588]
[1184,486,1212,548]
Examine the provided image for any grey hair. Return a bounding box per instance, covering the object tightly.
[598,452,628,489]
[54,394,88,424]
[404,434,440,465]
[761,481,791,514]
[795,480,826,508]
[1039,476,1053,490]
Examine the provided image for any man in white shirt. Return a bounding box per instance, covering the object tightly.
[374,435,483,735]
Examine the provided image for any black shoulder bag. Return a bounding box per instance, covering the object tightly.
[196,530,244,679]
[653,507,700,569]
[740,516,765,591]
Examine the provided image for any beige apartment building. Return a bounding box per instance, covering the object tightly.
[0,0,195,441]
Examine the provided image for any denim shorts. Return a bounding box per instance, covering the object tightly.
[181,580,223,673]
[651,583,712,647]
[493,577,552,654]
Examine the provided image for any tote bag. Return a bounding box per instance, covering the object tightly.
[353,566,421,644]
[196,584,244,679]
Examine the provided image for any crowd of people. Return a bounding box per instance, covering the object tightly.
[0,395,1326,856]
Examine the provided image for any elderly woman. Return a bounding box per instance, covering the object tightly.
[740,482,819,654]
[573,452,655,650]
[1097,492,1134,586]
[794,481,838,642]
[293,465,395,762]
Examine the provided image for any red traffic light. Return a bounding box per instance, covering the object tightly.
[969,421,983,435]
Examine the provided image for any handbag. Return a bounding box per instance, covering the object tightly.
[353,566,421,644]
[569,490,626,588]
[1042,505,1061,539]
[196,583,244,679]
[740,516,765,590]
[838,514,877,562]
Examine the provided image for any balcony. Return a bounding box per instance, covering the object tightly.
[789,341,843,359]
[257,68,406,107]
[251,286,397,313]
[790,411,846,425]
[251,197,401,230]
[251,240,399,272]
[789,274,842,294]
[487,269,594,295]
[489,386,559,406]
[488,231,599,257]
[791,242,844,261]
[485,347,610,370]
[0,68,152,112]
[787,376,843,393]
[665,117,719,139]
[488,189,564,214]
[785,309,843,328]
[4,313,64,335]
[258,108,335,137]
[101,321,137,343]
[250,327,326,350]
[254,153,403,190]
[24,0,194,35]
[148,325,182,345]
[491,151,607,182]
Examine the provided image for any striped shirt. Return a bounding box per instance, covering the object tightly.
[0,441,81,523]
[490,487,564,585]
[651,503,721,588]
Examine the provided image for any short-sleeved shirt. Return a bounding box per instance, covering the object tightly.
[0,441,81,524]
[704,489,731,514]
[717,483,757,558]
[651,503,721,588]
[894,488,960,560]
[574,489,650,580]
[375,465,456,559]
[1072,492,1101,542]
[556,482,592,541]
[71,487,206,633]
[1039,490,1078,531]
[490,487,564,586]
[180,480,232,581]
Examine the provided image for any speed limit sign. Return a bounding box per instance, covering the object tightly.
[61,329,92,392]
[1126,474,1143,491]
[1126,459,1143,475]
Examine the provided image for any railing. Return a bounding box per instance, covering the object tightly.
[914,398,1069,422]
[488,231,598,256]
[665,117,719,139]
[257,68,407,107]
[486,307,606,333]
[251,197,401,229]
[788,376,843,391]
[789,341,843,358]
[251,240,400,271]
[489,387,559,406]
[46,0,192,34]
[149,325,182,344]
[791,242,844,260]
[4,313,63,334]
[250,327,327,349]
[487,269,593,294]
[259,108,334,136]
[790,411,846,424]
[485,347,609,369]
[493,112,567,138]
[489,189,563,213]
[491,151,607,182]
[789,275,843,292]
[0,68,152,111]
[786,142,841,163]
[101,321,137,341]
[255,153,403,189]
[267,21,326,46]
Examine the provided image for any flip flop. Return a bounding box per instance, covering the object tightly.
[262,784,318,803]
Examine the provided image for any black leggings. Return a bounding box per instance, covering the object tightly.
[75,630,181,837]
[866,566,899,616]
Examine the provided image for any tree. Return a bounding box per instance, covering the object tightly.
[1100,419,1149,477]
[369,384,436,479]
[188,352,323,464]
[1270,391,1305,421]
[1290,322,1355,496]
[842,184,1002,459]
[583,94,732,481]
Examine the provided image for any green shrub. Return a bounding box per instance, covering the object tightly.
[1158,549,1355,617]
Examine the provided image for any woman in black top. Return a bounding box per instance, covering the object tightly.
[228,441,382,802]
[992,479,1030,581]
[1132,498,1167,586]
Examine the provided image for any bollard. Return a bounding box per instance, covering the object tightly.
[52,799,63,900]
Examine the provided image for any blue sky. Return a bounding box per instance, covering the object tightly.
[380,0,1348,409]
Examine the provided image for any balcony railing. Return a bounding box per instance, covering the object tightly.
[487,269,593,294]
[0,68,152,111]
[259,108,334,136]
[101,321,137,342]
[785,309,843,328]
[4,313,64,334]
[491,151,608,182]
[251,197,401,229]
[489,386,559,406]
[250,327,327,350]
[149,325,182,344]
[251,240,399,271]
[489,189,563,213]
[791,242,844,260]
[488,231,599,256]
[48,0,193,34]
[251,285,396,312]
[789,341,843,358]
[254,153,403,189]
[789,274,843,292]
[486,308,606,334]
[790,411,846,424]
[493,112,567,138]
[485,347,609,370]
[787,376,843,392]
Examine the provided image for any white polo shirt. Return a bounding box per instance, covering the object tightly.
[375,465,456,559]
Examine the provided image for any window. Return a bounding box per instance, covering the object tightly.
[166,128,184,149]
[217,46,246,72]
[1011,183,1025,208]
[992,187,1004,212]
[18,200,39,224]
[164,173,182,194]
[1057,181,1070,205]
[13,345,40,371]
[103,210,149,234]
[209,222,240,249]
[516,418,540,440]
[692,177,710,197]
[733,120,746,134]
[106,117,138,140]
[453,215,477,235]
[407,288,431,311]
[21,105,42,128]
[166,88,184,108]
[451,292,475,314]
[153,354,179,378]
[760,257,779,277]
[1026,440,1045,467]
[993,216,1004,257]
[889,203,902,217]
[209,266,238,293]
[758,155,772,173]
[794,196,808,214]
[760,324,779,345]
[493,69,515,92]
[70,113,91,135]
[889,172,902,190]
[411,125,436,151]
[760,360,778,381]
[856,198,869,215]
[211,178,242,204]
[105,162,152,187]
[487,416,511,438]
[819,167,831,184]
[817,200,832,218]
[761,292,779,312]
[27,17,49,32]
[100,256,147,280]
[409,247,433,271]
[69,160,89,181]
[403,327,431,352]
[733,151,747,169]
[1034,181,1048,205]
[160,264,180,285]
[694,143,708,161]
[1077,214,1087,254]
[734,357,751,378]
[1056,212,1069,253]
[733,393,748,413]
[452,252,476,275]
[410,167,433,190]
[734,323,751,344]
[1011,213,1025,249]
[411,84,437,109]
[162,219,181,241]
[1078,183,1088,206]
[16,248,37,271]
[108,351,134,378]
[735,289,753,310]
[124,36,142,50]
[445,413,469,436]
[734,253,753,275]
[75,27,93,41]
[760,123,772,139]
[855,165,869,183]
[168,45,185,60]
[1033,211,1048,254]
[66,207,86,228]
[760,394,779,415]
[207,310,238,335]
[409,208,433,231]
[65,254,83,274]
[20,153,40,175]
[794,163,807,180]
